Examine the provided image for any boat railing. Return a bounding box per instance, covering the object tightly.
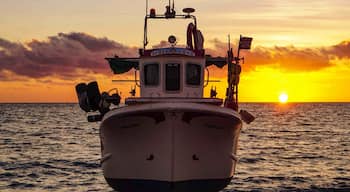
[143,1,197,49]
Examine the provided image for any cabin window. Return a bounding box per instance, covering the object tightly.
[144,63,159,86]
[166,63,180,91]
[186,63,201,85]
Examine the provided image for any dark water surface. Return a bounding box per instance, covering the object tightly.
[0,103,349,191]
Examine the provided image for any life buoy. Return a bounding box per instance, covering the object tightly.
[187,23,204,50]
[187,23,196,50]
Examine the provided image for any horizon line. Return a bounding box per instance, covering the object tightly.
[1,101,349,104]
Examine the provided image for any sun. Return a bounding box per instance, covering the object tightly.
[279,93,289,103]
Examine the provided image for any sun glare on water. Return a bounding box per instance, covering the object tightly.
[279,93,289,103]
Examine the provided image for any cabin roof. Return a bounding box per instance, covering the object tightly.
[105,47,227,74]
[142,47,204,57]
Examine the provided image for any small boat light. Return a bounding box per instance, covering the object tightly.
[168,35,177,45]
[150,8,156,18]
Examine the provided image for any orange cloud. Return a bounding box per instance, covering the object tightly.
[207,39,350,73]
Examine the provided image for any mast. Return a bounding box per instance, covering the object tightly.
[225,35,252,111]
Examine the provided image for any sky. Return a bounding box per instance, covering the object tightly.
[0,0,349,102]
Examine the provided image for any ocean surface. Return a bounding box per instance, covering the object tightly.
[0,103,349,191]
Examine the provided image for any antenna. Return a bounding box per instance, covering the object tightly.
[168,0,175,9]
[146,0,148,15]
[228,34,231,51]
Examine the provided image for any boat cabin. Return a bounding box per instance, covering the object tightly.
[140,48,205,98]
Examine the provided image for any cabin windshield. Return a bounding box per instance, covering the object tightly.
[144,63,159,86]
[166,63,180,91]
[186,63,201,86]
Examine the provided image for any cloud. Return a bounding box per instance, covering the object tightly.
[326,40,350,59]
[245,46,331,71]
[0,32,138,80]
[0,32,350,82]
[207,39,350,72]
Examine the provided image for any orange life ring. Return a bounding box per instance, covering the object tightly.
[187,23,196,50]
[187,23,204,50]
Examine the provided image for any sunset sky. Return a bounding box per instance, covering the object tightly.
[0,0,349,102]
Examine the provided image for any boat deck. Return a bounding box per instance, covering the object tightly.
[125,97,223,106]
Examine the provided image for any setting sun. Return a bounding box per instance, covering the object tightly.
[279,93,289,103]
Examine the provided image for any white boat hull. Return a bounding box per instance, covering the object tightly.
[100,102,242,192]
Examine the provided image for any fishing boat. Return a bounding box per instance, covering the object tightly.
[75,1,254,192]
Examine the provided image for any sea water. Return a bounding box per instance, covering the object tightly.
[0,103,349,191]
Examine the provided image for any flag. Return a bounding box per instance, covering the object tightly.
[239,36,253,49]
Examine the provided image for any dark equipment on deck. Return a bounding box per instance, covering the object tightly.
[75,81,122,122]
